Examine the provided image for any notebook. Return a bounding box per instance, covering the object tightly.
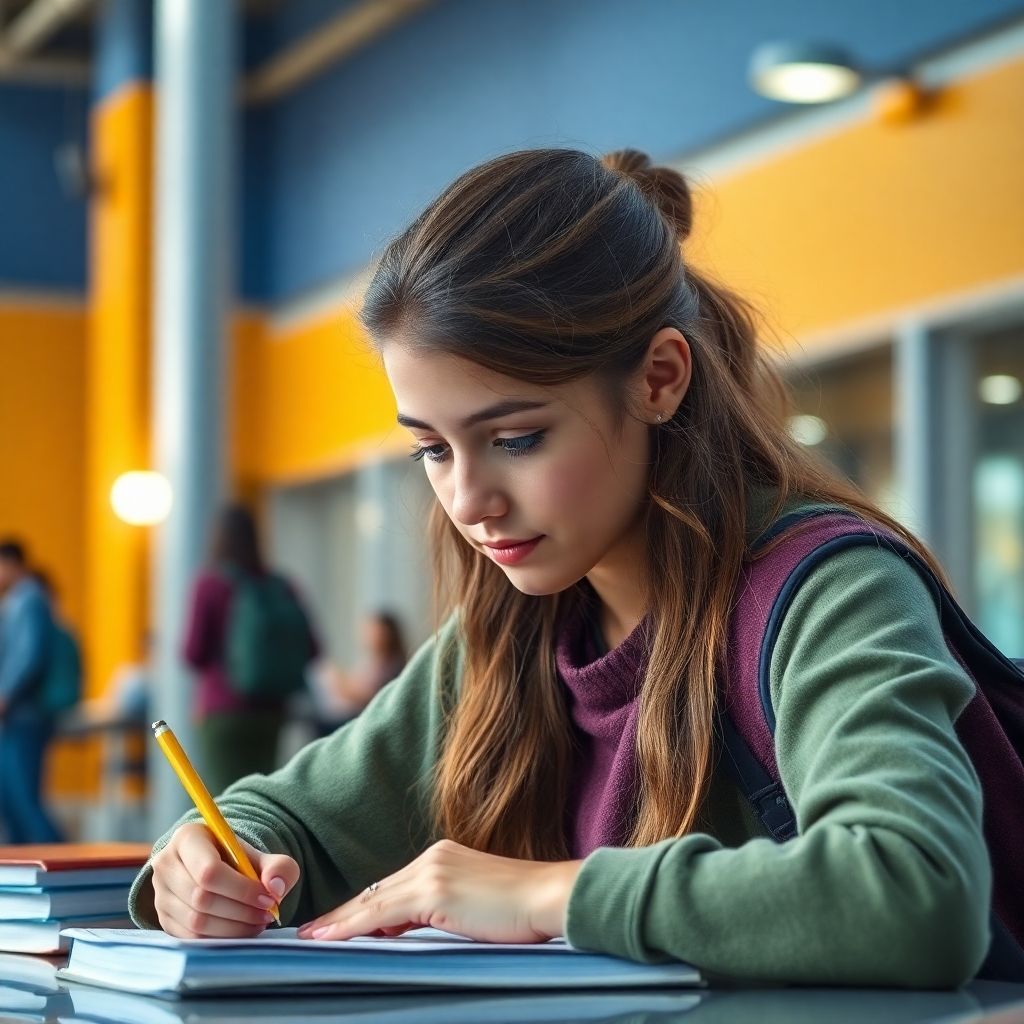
[0,915,135,954]
[64,986,704,1023]
[0,843,150,887]
[59,926,703,997]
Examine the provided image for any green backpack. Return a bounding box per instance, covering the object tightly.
[39,623,82,716]
[224,573,311,699]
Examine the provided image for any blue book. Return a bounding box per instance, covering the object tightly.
[59,926,703,997]
[0,885,131,920]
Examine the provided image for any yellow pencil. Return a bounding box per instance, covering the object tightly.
[151,719,281,925]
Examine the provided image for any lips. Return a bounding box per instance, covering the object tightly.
[480,535,544,566]
[482,537,542,550]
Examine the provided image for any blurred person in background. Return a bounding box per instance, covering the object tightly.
[80,630,151,726]
[183,504,319,794]
[0,540,63,843]
[313,610,407,734]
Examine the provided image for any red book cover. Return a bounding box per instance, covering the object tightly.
[0,843,151,871]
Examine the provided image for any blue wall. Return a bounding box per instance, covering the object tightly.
[0,84,89,292]
[242,0,1024,304]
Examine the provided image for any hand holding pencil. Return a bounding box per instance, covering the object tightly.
[149,720,301,939]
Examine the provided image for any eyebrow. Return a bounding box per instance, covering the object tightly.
[397,399,550,432]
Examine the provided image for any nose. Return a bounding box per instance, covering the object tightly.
[450,453,508,526]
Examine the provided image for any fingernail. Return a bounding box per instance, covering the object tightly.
[311,926,330,939]
[268,877,286,898]
[256,895,275,909]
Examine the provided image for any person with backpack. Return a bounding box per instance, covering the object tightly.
[182,504,319,795]
[130,150,1024,985]
[0,541,65,843]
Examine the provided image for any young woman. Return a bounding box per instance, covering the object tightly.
[130,149,990,986]
[182,503,319,794]
[314,610,408,732]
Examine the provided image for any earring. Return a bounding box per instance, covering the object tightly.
[655,413,664,423]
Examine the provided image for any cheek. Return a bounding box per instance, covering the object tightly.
[538,439,641,526]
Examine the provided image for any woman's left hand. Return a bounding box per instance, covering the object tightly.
[296,839,583,944]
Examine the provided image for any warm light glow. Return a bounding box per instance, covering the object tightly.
[110,471,173,525]
[755,61,860,103]
[788,414,829,446]
[979,374,1022,406]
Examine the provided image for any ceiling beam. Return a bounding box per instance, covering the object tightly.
[0,53,89,84]
[0,0,93,65]
[244,0,432,106]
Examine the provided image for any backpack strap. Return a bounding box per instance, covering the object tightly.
[722,506,1024,980]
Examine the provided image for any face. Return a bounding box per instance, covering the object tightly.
[0,559,18,594]
[383,343,653,598]
[361,617,389,656]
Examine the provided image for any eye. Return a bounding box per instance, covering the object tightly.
[409,442,450,464]
[494,431,546,457]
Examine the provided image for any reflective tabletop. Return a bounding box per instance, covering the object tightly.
[1,952,1023,1023]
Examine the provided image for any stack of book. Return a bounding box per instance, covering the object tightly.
[0,843,150,955]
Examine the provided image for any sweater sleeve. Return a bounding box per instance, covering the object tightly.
[564,546,991,987]
[130,618,461,929]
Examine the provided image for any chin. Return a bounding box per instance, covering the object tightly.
[500,565,588,598]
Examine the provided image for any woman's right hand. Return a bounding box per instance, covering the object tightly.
[151,823,301,938]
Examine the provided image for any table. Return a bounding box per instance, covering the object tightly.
[1,951,1023,1022]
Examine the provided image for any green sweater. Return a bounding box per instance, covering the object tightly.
[129,535,990,987]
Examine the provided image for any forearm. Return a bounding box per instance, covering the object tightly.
[567,821,988,986]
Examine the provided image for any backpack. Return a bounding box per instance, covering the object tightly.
[721,507,1024,982]
[39,623,82,716]
[224,572,312,699]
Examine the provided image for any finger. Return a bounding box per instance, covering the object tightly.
[297,862,411,938]
[162,848,276,927]
[303,885,425,941]
[253,851,301,902]
[177,826,271,906]
[156,890,270,939]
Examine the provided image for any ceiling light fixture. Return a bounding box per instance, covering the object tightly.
[750,42,861,104]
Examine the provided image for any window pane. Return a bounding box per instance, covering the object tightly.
[786,344,899,516]
[974,326,1024,657]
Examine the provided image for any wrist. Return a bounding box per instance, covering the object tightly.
[529,859,583,938]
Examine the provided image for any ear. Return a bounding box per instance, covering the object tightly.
[637,327,691,423]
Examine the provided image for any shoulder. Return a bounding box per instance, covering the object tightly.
[192,570,233,600]
[768,542,974,718]
[16,579,51,618]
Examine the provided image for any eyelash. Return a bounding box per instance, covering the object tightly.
[409,431,546,465]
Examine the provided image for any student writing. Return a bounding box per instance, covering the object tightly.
[129,148,993,987]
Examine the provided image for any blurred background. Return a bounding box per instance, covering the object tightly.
[0,0,1022,842]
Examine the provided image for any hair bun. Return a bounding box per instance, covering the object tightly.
[601,148,693,242]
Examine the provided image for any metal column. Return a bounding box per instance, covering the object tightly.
[895,322,976,611]
[150,0,236,833]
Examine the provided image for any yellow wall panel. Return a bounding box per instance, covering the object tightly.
[236,307,401,485]
[691,57,1024,344]
[242,58,1024,482]
[86,82,153,701]
[0,302,86,631]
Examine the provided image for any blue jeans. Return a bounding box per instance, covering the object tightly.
[0,708,63,843]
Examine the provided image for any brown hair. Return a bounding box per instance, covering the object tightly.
[209,503,265,576]
[360,147,945,859]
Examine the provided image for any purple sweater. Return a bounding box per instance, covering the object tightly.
[556,605,651,859]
